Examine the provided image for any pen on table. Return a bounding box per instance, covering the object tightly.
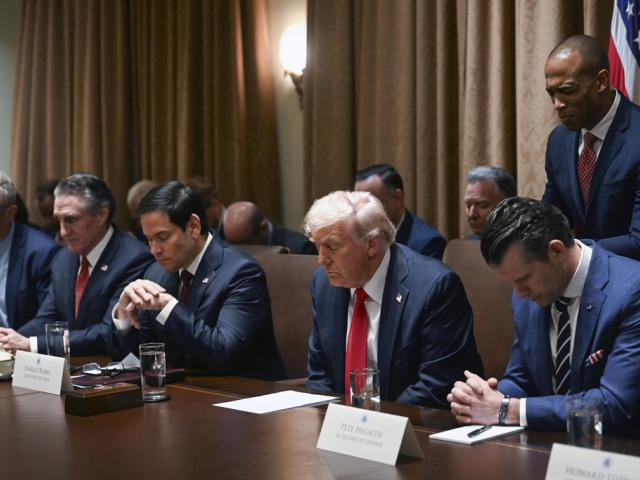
[467,425,492,438]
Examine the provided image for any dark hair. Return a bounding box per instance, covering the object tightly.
[549,34,609,77]
[467,166,517,198]
[186,175,218,207]
[354,164,404,192]
[36,179,59,202]
[136,181,207,236]
[480,197,574,266]
[54,173,115,222]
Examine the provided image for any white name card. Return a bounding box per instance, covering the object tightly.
[316,403,424,465]
[545,443,640,480]
[12,351,73,395]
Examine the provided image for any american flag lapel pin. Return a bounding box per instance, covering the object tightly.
[584,348,605,367]
[395,293,402,303]
[100,264,108,272]
[202,277,209,284]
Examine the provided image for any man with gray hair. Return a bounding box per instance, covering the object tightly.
[0,172,60,335]
[305,190,483,407]
[464,166,516,238]
[0,173,153,357]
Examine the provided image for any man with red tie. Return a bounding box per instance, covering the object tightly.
[0,174,153,356]
[542,35,640,260]
[304,190,483,407]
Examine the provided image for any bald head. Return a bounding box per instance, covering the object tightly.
[224,201,268,245]
[548,35,609,77]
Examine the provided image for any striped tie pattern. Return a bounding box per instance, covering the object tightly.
[554,296,571,395]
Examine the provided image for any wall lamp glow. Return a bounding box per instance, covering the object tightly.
[279,24,306,109]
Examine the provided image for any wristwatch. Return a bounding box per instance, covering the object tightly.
[498,395,510,425]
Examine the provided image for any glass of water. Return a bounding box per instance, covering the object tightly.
[566,397,603,449]
[349,368,380,411]
[139,342,167,402]
[45,321,70,366]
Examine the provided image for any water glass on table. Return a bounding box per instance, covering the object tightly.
[566,397,603,449]
[350,368,380,411]
[45,321,70,367]
[139,342,167,402]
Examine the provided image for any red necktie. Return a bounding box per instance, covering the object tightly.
[75,256,90,318]
[344,288,368,394]
[578,132,598,203]
[179,270,193,304]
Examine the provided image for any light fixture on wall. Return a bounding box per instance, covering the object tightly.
[279,24,306,109]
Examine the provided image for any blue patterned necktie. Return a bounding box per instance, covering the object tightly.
[554,296,571,395]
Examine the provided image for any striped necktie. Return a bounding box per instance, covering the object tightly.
[554,296,571,395]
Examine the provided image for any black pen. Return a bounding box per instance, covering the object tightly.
[467,425,492,438]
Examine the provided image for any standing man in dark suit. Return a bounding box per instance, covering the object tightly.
[542,35,640,260]
[448,198,640,437]
[223,201,317,254]
[0,174,153,357]
[305,190,482,407]
[114,182,286,380]
[0,172,60,333]
[354,164,446,260]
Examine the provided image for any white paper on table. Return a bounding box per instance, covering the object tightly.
[213,390,339,414]
[121,352,140,369]
[429,425,524,445]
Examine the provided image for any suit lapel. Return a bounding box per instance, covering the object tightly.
[186,237,222,311]
[377,245,408,400]
[532,306,554,395]
[63,253,80,326]
[567,132,585,221]
[331,287,350,392]
[6,223,24,325]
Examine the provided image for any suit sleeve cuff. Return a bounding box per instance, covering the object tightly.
[519,397,528,427]
[112,304,132,336]
[29,336,38,353]
[156,298,178,326]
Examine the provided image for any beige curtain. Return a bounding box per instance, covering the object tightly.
[11,0,279,229]
[305,0,612,239]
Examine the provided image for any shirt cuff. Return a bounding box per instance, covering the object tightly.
[112,304,133,336]
[519,398,528,427]
[29,336,38,353]
[156,297,178,326]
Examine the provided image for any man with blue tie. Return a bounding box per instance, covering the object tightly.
[542,35,640,259]
[305,190,482,407]
[447,197,640,437]
[113,181,286,380]
[0,174,153,356]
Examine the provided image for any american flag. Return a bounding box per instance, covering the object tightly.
[609,0,640,102]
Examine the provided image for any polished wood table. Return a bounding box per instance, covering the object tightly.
[3,375,639,479]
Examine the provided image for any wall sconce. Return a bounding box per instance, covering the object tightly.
[279,24,306,109]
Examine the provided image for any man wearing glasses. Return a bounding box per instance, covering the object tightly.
[0,174,153,356]
[113,181,286,380]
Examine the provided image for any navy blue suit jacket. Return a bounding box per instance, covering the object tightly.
[137,234,286,381]
[542,94,640,259]
[498,243,640,437]
[5,222,61,329]
[270,222,317,255]
[18,227,153,356]
[306,243,483,408]
[395,210,446,260]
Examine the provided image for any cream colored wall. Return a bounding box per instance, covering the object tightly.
[0,0,20,175]
[268,0,306,231]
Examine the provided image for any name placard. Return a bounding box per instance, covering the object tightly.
[545,443,640,480]
[12,351,73,395]
[316,403,424,465]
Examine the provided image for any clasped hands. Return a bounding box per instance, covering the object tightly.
[117,279,170,329]
[447,370,509,425]
[0,327,30,353]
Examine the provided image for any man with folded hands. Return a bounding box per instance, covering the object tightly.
[112,181,286,380]
[448,197,640,437]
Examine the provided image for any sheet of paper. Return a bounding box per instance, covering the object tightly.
[429,425,524,445]
[121,353,140,369]
[214,390,339,414]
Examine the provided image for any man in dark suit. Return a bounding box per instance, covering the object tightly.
[0,172,60,334]
[542,35,640,260]
[304,190,482,407]
[0,174,153,356]
[448,198,640,437]
[114,182,286,380]
[223,201,317,254]
[354,164,445,259]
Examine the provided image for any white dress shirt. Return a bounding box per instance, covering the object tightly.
[578,90,620,159]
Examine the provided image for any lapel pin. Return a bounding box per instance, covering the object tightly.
[202,277,209,284]
[100,265,108,272]
[395,294,402,303]
[586,304,593,311]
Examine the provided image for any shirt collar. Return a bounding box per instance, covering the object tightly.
[396,210,406,230]
[351,248,391,306]
[562,239,592,300]
[181,232,213,276]
[582,90,620,143]
[84,225,114,268]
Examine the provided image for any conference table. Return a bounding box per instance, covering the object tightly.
[2,368,640,479]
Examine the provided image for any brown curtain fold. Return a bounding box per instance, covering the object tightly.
[11,0,279,228]
[305,0,612,239]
